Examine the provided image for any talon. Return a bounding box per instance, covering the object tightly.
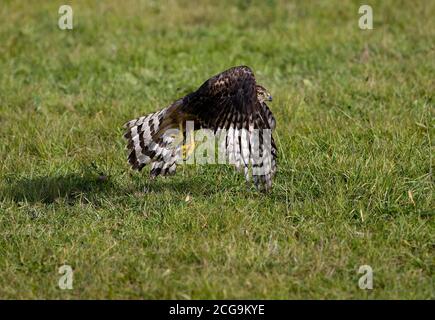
[178,122,195,160]
[181,141,195,160]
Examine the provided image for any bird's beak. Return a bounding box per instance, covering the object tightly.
[268,95,273,102]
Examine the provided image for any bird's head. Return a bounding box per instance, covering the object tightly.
[256,85,273,103]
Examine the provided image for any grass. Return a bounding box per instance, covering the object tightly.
[0,0,433,299]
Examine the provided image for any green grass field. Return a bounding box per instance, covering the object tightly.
[0,0,433,299]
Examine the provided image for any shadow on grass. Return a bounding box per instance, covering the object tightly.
[1,167,282,205]
[138,168,262,198]
[1,174,115,204]
[144,178,226,196]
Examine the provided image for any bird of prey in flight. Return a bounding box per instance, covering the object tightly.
[123,66,277,191]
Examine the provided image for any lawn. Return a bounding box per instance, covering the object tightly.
[0,0,433,299]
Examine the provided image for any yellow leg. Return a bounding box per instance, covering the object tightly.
[179,123,195,160]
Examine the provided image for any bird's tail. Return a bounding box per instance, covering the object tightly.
[123,106,181,177]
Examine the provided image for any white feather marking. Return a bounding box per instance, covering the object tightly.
[227,125,235,164]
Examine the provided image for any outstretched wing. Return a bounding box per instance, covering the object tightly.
[182,66,277,191]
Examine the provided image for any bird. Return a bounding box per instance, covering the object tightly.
[123,66,277,191]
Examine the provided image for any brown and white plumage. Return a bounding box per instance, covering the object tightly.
[123,66,277,191]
